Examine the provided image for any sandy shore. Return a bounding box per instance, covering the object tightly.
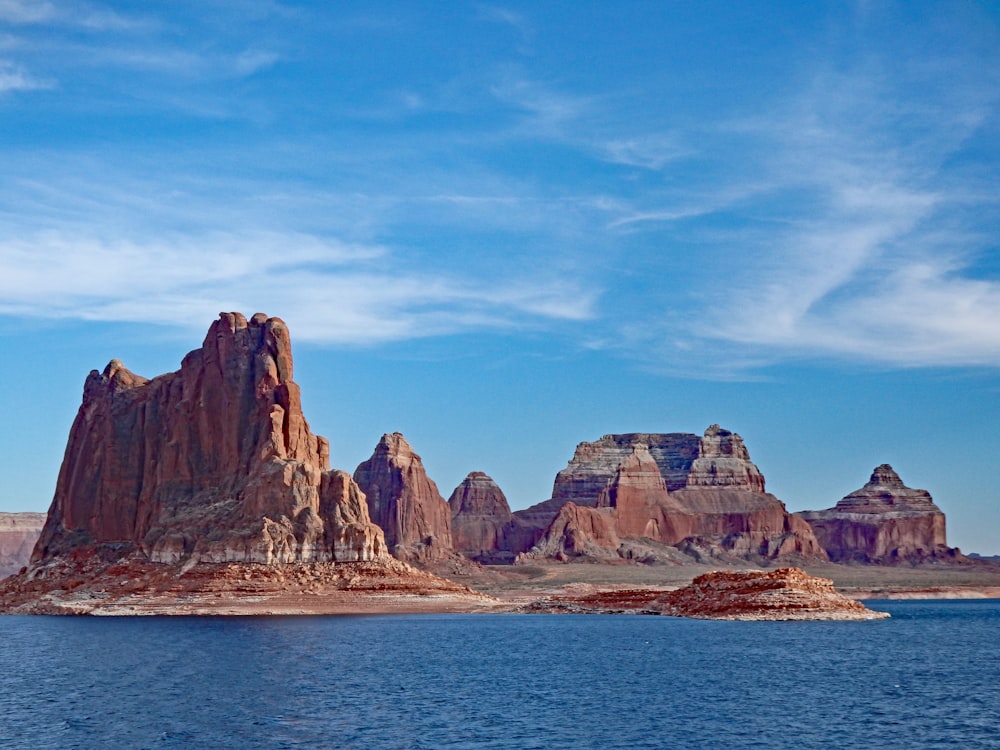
[3,557,999,616]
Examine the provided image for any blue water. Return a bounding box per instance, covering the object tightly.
[1,601,999,749]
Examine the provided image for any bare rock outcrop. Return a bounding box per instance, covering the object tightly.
[0,513,46,578]
[449,472,515,560]
[654,568,890,620]
[354,433,454,563]
[516,503,621,562]
[28,312,387,569]
[510,427,824,564]
[799,465,961,564]
[522,568,889,620]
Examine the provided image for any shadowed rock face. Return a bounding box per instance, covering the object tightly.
[449,472,514,559]
[354,433,454,562]
[799,465,959,563]
[32,312,386,566]
[511,427,824,563]
[0,513,46,578]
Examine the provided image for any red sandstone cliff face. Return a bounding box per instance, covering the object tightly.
[0,513,46,578]
[511,427,824,564]
[517,503,621,562]
[354,433,454,562]
[449,472,515,560]
[799,465,961,564]
[31,312,386,567]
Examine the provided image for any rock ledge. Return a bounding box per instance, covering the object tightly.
[656,568,890,620]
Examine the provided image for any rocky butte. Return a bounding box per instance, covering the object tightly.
[0,313,487,615]
[0,513,46,579]
[507,427,826,564]
[799,464,964,564]
[354,432,455,563]
[448,471,514,561]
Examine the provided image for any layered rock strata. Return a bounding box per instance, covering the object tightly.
[449,472,516,560]
[514,427,824,563]
[28,313,387,569]
[354,433,454,562]
[799,465,961,563]
[0,513,46,578]
[654,568,890,620]
[523,568,889,620]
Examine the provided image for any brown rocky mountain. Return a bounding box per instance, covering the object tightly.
[448,471,515,560]
[354,433,454,562]
[0,513,46,578]
[799,464,962,563]
[27,313,388,571]
[509,426,825,563]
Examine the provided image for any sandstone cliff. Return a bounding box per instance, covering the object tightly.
[354,433,454,562]
[799,464,961,564]
[31,312,387,568]
[512,427,824,564]
[449,472,516,560]
[0,512,46,578]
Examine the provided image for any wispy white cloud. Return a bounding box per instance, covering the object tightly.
[602,135,687,171]
[0,0,144,30]
[0,0,56,24]
[0,59,50,91]
[0,230,598,344]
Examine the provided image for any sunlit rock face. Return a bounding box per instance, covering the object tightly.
[509,427,825,563]
[449,471,515,559]
[32,312,387,567]
[799,464,961,563]
[354,432,455,563]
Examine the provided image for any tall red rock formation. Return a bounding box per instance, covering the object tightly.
[517,503,621,562]
[799,464,960,563]
[596,446,694,543]
[354,433,454,562]
[449,472,514,559]
[32,312,386,567]
[0,513,46,578]
[511,427,824,563]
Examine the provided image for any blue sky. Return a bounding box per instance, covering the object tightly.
[2,1,999,553]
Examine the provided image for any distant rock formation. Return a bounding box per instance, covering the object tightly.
[449,472,515,560]
[517,503,621,562]
[512,427,824,564]
[0,513,46,578]
[354,433,454,562]
[30,312,387,568]
[654,568,890,620]
[799,464,962,564]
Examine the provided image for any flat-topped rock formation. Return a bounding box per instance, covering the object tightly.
[655,568,890,620]
[800,465,962,563]
[0,513,46,579]
[524,568,889,620]
[354,433,454,563]
[511,427,824,564]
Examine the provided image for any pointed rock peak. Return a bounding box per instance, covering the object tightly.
[376,432,418,458]
[698,424,750,460]
[867,464,905,488]
[94,359,148,392]
[462,470,499,485]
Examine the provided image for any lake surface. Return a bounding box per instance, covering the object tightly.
[2,600,999,749]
